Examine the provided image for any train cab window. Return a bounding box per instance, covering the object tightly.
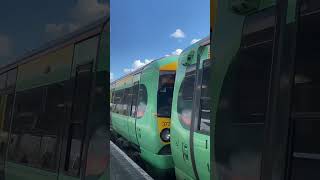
[157,71,175,117]
[199,60,211,133]
[136,84,147,118]
[8,88,45,168]
[177,64,196,129]
[130,83,139,117]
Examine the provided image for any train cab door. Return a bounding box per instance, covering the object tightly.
[127,81,139,145]
[191,57,211,180]
[59,63,93,180]
[287,1,320,179]
[171,60,197,179]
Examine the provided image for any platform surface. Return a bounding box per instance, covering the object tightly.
[110,141,153,180]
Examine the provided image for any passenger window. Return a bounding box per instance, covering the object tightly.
[157,71,175,117]
[122,88,130,115]
[8,88,44,168]
[136,84,147,118]
[199,60,211,133]
[125,87,133,116]
[177,64,196,129]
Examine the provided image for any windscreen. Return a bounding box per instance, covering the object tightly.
[157,71,176,117]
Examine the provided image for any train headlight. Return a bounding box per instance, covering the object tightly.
[160,128,170,142]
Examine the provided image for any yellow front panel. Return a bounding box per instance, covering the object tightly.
[157,117,171,144]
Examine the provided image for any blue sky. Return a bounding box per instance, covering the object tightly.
[0,0,108,67]
[110,0,209,81]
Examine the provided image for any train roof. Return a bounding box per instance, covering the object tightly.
[110,55,178,86]
[0,15,109,74]
[181,36,210,54]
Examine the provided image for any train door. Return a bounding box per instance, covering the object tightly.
[59,63,92,180]
[288,1,320,179]
[191,55,211,180]
[172,58,197,179]
[127,81,139,145]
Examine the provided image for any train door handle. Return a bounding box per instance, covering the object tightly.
[207,163,210,172]
[182,143,189,161]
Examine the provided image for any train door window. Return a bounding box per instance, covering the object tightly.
[199,60,211,133]
[8,88,44,168]
[136,84,147,118]
[290,1,320,179]
[0,74,6,90]
[65,64,92,177]
[130,83,139,117]
[157,71,175,117]
[125,87,133,116]
[122,88,130,115]
[6,69,17,88]
[177,64,196,129]
[215,7,275,180]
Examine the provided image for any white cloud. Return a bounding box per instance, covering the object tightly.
[71,0,108,24]
[172,49,183,55]
[164,54,170,57]
[0,35,12,57]
[110,72,114,81]
[45,0,109,37]
[190,38,200,44]
[170,29,185,39]
[123,59,153,74]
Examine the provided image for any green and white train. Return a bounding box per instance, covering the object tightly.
[110,37,211,180]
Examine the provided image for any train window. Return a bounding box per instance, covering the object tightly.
[215,7,275,180]
[177,64,196,129]
[199,60,211,133]
[157,71,175,117]
[130,83,139,117]
[0,94,14,163]
[136,84,147,118]
[290,2,320,179]
[6,69,17,88]
[8,88,44,168]
[0,74,6,90]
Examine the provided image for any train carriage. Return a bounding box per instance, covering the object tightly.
[110,55,178,177]
[0,16,109,180]
[170,37,211,180]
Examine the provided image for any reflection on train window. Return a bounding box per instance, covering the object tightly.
[199,60,211,133]
[157,71,175,117]
[122,88,130,115]
[67,124,82,176]
[137,84,147,118]
[8,88,44,167]
[125,87,133,116]
[177,64,196,129]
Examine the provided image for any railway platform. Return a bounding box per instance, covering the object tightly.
[110,141,153,180]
